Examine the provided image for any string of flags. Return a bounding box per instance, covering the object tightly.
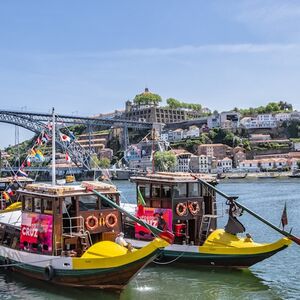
[16,130,50,178]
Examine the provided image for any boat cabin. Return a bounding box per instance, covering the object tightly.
[0,177,34,210]
[0,181,122,257]
[129,172,218,245]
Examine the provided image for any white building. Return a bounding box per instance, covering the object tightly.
[217,157,232,173]
[183,126,200,139]
[207,114,220,129]
[240,114,277,129]
[256,114,277,128]
[160,132,169,141]
[168,129,184,141]
[240,117,258,129]
[189,155,211,173]
[275,112,291,122]
[171,149,193,172]
[238,160,260,172]
[290,158,300,171]
[293,142,300,151]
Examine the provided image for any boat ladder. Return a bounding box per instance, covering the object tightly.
[199,214,218,245]
[78,229,93,251]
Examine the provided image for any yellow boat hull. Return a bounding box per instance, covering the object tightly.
[160,229,291,268]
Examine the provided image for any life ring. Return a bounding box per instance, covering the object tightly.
[188,201,200,215]
[176,202,187,217]
[85,215,98,231]
[105,213,118,228]
[44,265,55,281]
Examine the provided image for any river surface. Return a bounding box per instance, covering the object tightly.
[0,178,299,299]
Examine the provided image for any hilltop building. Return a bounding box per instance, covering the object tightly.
[124,88,203,124]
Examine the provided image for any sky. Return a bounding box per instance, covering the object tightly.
[1,0,300,147]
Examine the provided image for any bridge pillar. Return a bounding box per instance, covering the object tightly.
[88,122,93,154]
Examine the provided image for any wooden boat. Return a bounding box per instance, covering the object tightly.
[216,173,226,179]
[258,172,280,179]
[289,174,300,178]
[123,172,294,268]
[227,173,247,179]
[288,171,300,178]
[0,181,171,289]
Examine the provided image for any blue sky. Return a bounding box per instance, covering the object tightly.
[1,0,300,147]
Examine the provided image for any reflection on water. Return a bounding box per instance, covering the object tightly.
[0,179,299,299]
[123,266,280,300]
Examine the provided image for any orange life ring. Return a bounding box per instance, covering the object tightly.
[105,213,118,228]
[85,215,98,231]
[188,201,200,215]
[176,202,187,217]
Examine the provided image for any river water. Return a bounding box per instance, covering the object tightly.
[0,178,299,299]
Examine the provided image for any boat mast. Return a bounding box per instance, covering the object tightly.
[52,107,56,185]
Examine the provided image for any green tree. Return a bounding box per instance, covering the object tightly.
[90,154,100,169]
[90,154,110,169]
[154,151,177,171]
[166,98,182,109]
[99,157,111,168]
[134,89,162,106]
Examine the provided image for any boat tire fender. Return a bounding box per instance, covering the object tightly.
[44,265,55,281]
[176,202,187,217]
[4,257,11,270]
[105,213,118,228]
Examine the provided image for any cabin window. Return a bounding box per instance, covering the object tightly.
[79,195,98,211]
[2,232,12,247]
[151,185,161,198]
[34,198,42,213]
[161,185,171,198]
[62,197,76,217]
[24,197,33,212]
[43,199,53,214]
[174,183,187,198]
[101,194,115,209]
[188,183,200,197]
[139,185,150,198]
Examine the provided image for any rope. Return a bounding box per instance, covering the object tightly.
[152,244,190,265]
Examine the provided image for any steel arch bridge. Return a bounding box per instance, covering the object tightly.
[0,109,153,170]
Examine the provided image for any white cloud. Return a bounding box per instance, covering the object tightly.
[25,43,299,62]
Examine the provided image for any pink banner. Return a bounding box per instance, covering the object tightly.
[135,207,172,240]
[20,212,53,254]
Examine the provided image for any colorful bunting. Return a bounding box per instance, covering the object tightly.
[2,192,10,201]
[6,188,14,196]
[18,169,28,177]
[59,132,71,142]
[35,150,45,162]
[66,152,71,163]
